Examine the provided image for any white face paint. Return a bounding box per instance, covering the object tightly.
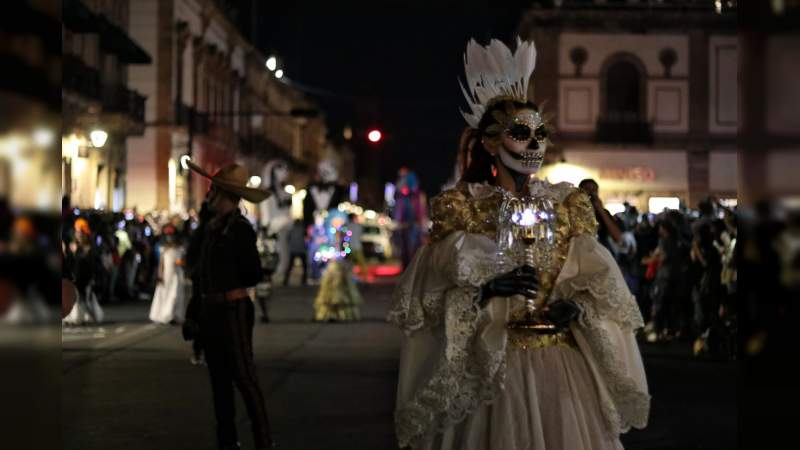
[494,108,548,175]
[497,141,547,175]
[318,160,339,183]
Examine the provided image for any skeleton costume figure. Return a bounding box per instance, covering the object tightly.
[259,160,293,277]
[303,159,348,280]
[389,38,650,450]
[393,169,429,270]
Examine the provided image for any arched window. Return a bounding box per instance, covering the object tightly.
[604,59,642,123]
[597,53,651,143]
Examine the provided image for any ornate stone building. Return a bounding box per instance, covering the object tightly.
[62,0,151,211]
[518,0,737,212]
[127,0,327,214]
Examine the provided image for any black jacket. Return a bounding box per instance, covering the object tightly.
[185,211,261,323]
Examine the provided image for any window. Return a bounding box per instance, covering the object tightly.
[598,54,651,143]
[604,59,642,122]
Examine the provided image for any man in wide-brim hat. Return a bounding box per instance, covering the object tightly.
[183,161,276,450]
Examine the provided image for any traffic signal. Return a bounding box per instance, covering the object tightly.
[367,129,382,143]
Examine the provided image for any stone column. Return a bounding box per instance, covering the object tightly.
[155,0,175,212]
[687,29,711,208]
[738,31,767,207]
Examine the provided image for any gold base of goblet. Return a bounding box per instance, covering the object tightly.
[506,308,560,335]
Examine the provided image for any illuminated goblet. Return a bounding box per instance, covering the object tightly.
[505,195,558,334]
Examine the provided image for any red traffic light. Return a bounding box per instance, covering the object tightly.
[367,129,382,143]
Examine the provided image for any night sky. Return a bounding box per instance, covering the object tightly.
[253,1,531,197]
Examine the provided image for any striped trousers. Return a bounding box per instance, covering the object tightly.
[202,298,272,448]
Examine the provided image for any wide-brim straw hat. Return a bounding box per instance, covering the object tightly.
[186,160,271,203]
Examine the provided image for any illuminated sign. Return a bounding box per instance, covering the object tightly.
[598,167,656,182]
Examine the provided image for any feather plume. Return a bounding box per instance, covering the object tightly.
[459,37,537,128]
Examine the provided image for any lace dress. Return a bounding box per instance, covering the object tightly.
[149,245,186,324]
[388,181,649,450]
[313,259,363,322]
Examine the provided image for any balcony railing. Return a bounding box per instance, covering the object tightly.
[175,103,210,134]
[102,85,146,123]
[63,54,101,100]
[239,134,294,163]
[595,117,654,144]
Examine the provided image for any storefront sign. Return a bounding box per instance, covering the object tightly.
[598,167,656,182]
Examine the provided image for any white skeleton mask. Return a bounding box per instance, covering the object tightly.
[494,108,547,175]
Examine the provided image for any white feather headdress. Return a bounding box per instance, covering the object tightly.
[459,37,537,129]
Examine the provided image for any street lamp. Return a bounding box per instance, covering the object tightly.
[266,56,277,71]
[248,175,262,187]
[90,129,108,148]
[274,69,284,79]
[32,127,54,148]
[180,154,192,171]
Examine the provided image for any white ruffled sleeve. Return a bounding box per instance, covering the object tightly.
[553,234,651,435]
[388,231,503,335]
[389,231,508,449]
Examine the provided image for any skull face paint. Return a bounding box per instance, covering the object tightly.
[495,108,548,175]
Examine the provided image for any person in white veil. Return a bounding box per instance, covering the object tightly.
[389,37,650,450]
[149,224,185,324]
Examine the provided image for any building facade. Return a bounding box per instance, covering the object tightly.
[0,1,60,212]
[127,0,327,214]
[518,0,737,212]
[62,0,151,212]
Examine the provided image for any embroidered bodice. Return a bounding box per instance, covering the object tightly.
[429,180,598,303]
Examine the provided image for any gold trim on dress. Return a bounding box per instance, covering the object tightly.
[507,328,577,351]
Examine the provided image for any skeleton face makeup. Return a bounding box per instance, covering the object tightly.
[318,160,339,183]
[488,107,548,175]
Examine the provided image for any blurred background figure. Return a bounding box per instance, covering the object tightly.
[346,213,367,281]
[63,218,104,325]
[255,228,279,323]
[642,219,686,343]
[578,178,623,254]
[312,210,362,322]
[259,160,293,283]
[304,158,348,282]
[149,224,186,325]
[392,168,427,269]
[634,213,659,322]
[283,219,308,287]
[608,215,639,297]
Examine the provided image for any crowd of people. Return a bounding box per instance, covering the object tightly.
[60,179,740,362]
[58,195,369,327]
[579,179,737,359]
[0,198,60,323]
[60,197,204,325]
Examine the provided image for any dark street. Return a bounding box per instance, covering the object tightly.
[63,283,736,450]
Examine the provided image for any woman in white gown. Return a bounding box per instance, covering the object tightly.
[149,225,186,324]
[388,38,649,450]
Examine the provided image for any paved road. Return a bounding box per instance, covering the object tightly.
[62,283,736,450]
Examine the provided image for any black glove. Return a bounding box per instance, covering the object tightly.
[546,300,581,328]
[182,319,200,341]
[479,265,539,308]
